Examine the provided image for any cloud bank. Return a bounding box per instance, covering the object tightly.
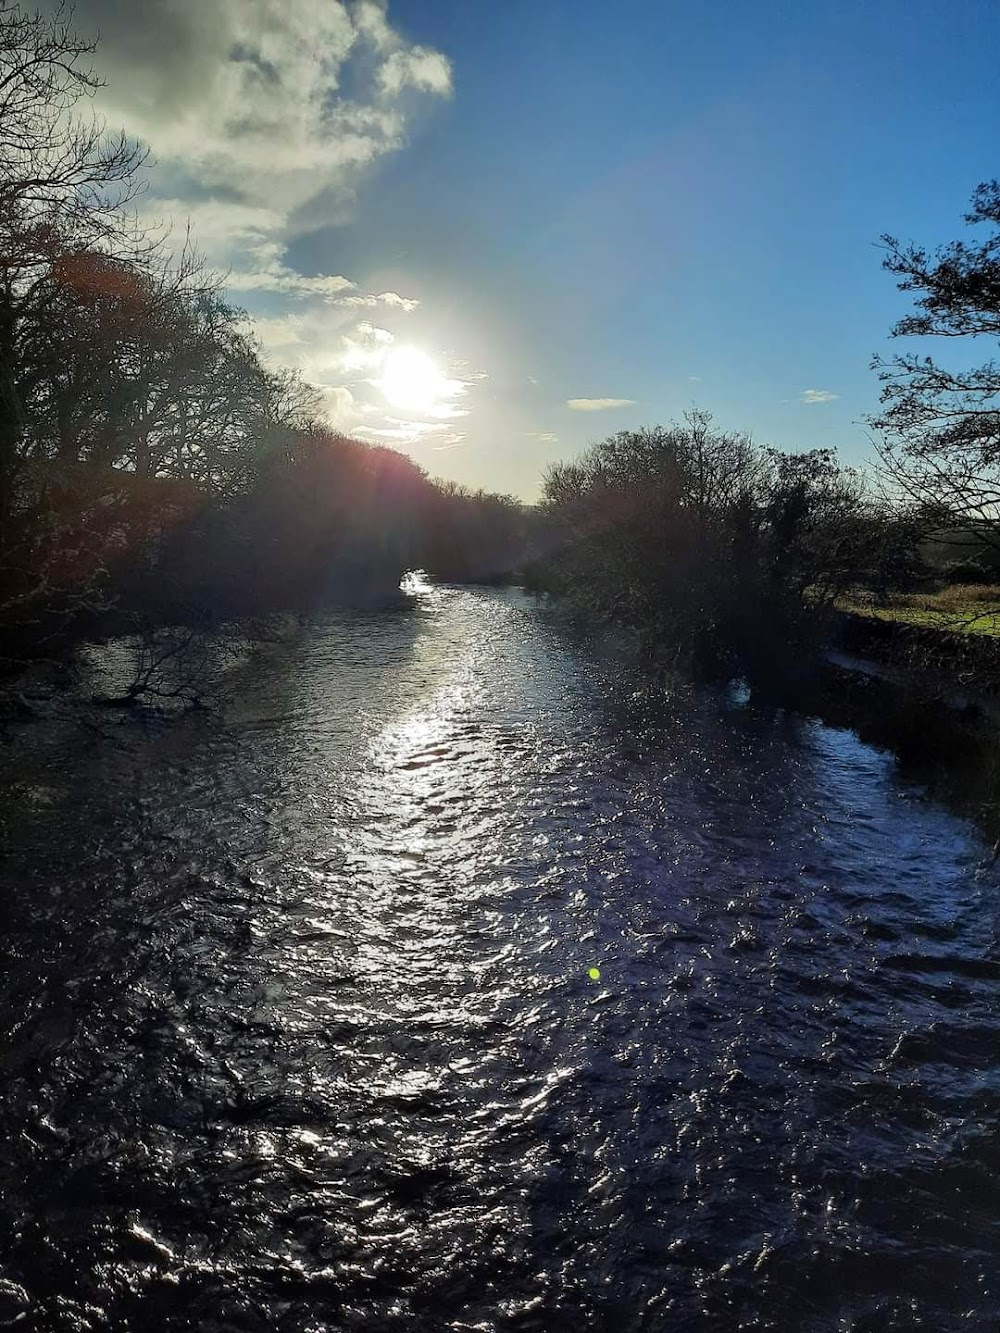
[799,388,839,405]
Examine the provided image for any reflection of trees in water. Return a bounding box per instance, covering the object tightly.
[770,661,1000,844]
[578,616,1000,855]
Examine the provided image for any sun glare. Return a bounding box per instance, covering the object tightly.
[377,346,450,413]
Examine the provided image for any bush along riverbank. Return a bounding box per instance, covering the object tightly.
[525,413,917,686]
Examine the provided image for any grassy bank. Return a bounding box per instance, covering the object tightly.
[835,605,1000,710]
[840,584,1000,637]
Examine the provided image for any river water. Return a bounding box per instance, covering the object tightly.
[0,585,996,1331]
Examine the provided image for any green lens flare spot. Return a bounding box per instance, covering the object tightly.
[588,967,601,981]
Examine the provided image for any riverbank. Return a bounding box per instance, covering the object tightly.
[768,646,1000,844]
[840,584,1000,637]
[836,608,1000,705]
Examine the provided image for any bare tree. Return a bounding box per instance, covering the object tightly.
[872,180,1000,558]
[22,248,287,487]
[0,0,147,627]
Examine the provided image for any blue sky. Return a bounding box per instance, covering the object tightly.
[65,0,1000,498]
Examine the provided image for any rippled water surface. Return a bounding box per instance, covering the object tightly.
[1,586,997,1331]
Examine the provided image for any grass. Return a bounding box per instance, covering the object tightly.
[840,584,1000,638]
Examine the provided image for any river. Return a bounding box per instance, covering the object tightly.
[0,584,996,1330]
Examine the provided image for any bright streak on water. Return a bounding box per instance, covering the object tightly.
[0,584,996,1330]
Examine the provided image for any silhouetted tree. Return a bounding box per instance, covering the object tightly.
[873,180,1000,559]
[537,414,893,679]
[0,0,146,639]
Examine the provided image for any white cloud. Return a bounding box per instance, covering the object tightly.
[355,420,465,448]
[335,291,421,312]
[228,264,356,298]
[527,431,559,443]
[378,46,452,98]
[142,205,414,308]
[249,308,365,381]
[339,322,396,373]
[566,397,637,412]
[360,419,446,438]
[322,385,359,426]
[799,388,839,405]
[138,198,283,262]
[75,1,452,224]
[57,3,467,458]
[65,1,452,309]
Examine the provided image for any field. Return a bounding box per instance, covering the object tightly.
[841,584,1000,638]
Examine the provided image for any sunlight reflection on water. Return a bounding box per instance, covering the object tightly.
[0,585,996,1330]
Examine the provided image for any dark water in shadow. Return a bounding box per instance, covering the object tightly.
[0,586,997,1331]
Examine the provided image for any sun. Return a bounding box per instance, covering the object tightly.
[377,346,450,413]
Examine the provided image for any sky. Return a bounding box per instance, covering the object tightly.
[53,0,1000,499]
